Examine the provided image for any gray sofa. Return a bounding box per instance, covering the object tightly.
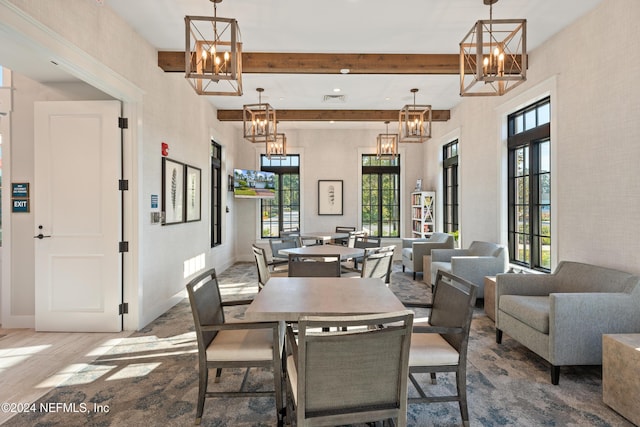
[430,241,508,297]
[496,261,640,385]
[401,233,454,280]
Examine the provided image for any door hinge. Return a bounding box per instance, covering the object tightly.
[119,179,129,191]
[119,241,129,253]
[119,303,129,315]
[118,117,128,129]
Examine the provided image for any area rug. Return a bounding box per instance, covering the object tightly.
[2,263,633,427]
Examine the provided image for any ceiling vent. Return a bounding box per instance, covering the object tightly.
[322,94,347,103]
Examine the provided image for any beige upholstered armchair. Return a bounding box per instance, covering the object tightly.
[401,232,455,280]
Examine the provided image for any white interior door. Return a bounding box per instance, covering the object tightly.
[34,100,122,332]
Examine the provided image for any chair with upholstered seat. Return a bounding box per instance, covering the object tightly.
[344,246,395,285]
[333,226,356,245]
[288,253,341,277]
[406,270,478,427]
[285,311,414,426]
[352,235,381,270]
[186,268,284,426]
[252,244,287,290]
[361,249,394,285]
[269,235,303,270]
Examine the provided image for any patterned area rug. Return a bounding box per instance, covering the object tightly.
[2,263,633,427]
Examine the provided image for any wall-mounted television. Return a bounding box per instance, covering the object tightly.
[233,168,276,199]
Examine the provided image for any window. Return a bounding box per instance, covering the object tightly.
[508,98,551,271]
[361,154,400,238]
[443,140,459,235]
[210,141,222,247]
[261,155,300,237]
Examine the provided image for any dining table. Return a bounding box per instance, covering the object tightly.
[279,244,365,261]
[299,231,349,245]
[244,276,407,322]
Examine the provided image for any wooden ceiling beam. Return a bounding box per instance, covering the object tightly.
[158,51,461,74]
[217,109,450,122]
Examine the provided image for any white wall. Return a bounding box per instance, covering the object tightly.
[233,127,429,261]
[426,0,640,274]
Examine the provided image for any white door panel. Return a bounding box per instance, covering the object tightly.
[34,100,122,332]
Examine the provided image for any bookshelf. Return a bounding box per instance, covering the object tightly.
[411,191,435,238]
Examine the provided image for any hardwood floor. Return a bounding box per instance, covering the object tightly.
[0,327,131,424]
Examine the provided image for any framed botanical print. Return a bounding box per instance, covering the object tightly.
[318,180,343,215]
[185,165,201,222]
[162,157,185,225]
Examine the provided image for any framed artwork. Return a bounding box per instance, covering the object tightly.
[162,157,185,225]
[318,180,343,215]
[185,165,201,222]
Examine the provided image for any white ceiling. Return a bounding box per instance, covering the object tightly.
[2,0,604,129]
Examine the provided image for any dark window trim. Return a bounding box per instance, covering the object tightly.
[210,141,222,247]
[260,154,300,238]
[443,140,459,235]
[361,154,401,238]
[507,97,551,272]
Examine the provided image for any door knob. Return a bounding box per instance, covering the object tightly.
[34,233,52,239]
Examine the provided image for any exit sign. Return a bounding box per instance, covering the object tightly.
[12,199,29,213]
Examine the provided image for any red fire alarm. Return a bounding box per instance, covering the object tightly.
[161,142,169,156]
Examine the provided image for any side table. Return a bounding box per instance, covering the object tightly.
[422,255,431,285]
[484,276,497,322]
[602,334,640,425]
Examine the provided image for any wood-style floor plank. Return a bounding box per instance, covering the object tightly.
[0,327,131,424]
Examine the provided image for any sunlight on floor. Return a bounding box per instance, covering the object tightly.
[106,362,161,381]
[33,332,198,388]
[89,332,196,357]
[0,344,51,373]
[219,281,257,297]
[36,363,117,388]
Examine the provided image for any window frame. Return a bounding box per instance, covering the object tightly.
[442,140,459,235]
[361,154,400,238]
[260,154,300,238]
[507,97,551,272]
[210,141,222,247]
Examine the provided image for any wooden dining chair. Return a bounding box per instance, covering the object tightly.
[284,311,414,426]
[252,244,286,290]
[288,254,341,277]
[360,248,394,285]
[352,235,382,270]
[406,270,478,427]
[186,268,284,426]
[333,226,356,245]
[269,235,303,270]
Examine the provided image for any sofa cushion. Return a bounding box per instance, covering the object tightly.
[431,261,452,277]
[500,295,550,334]
[402,247,413,261]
